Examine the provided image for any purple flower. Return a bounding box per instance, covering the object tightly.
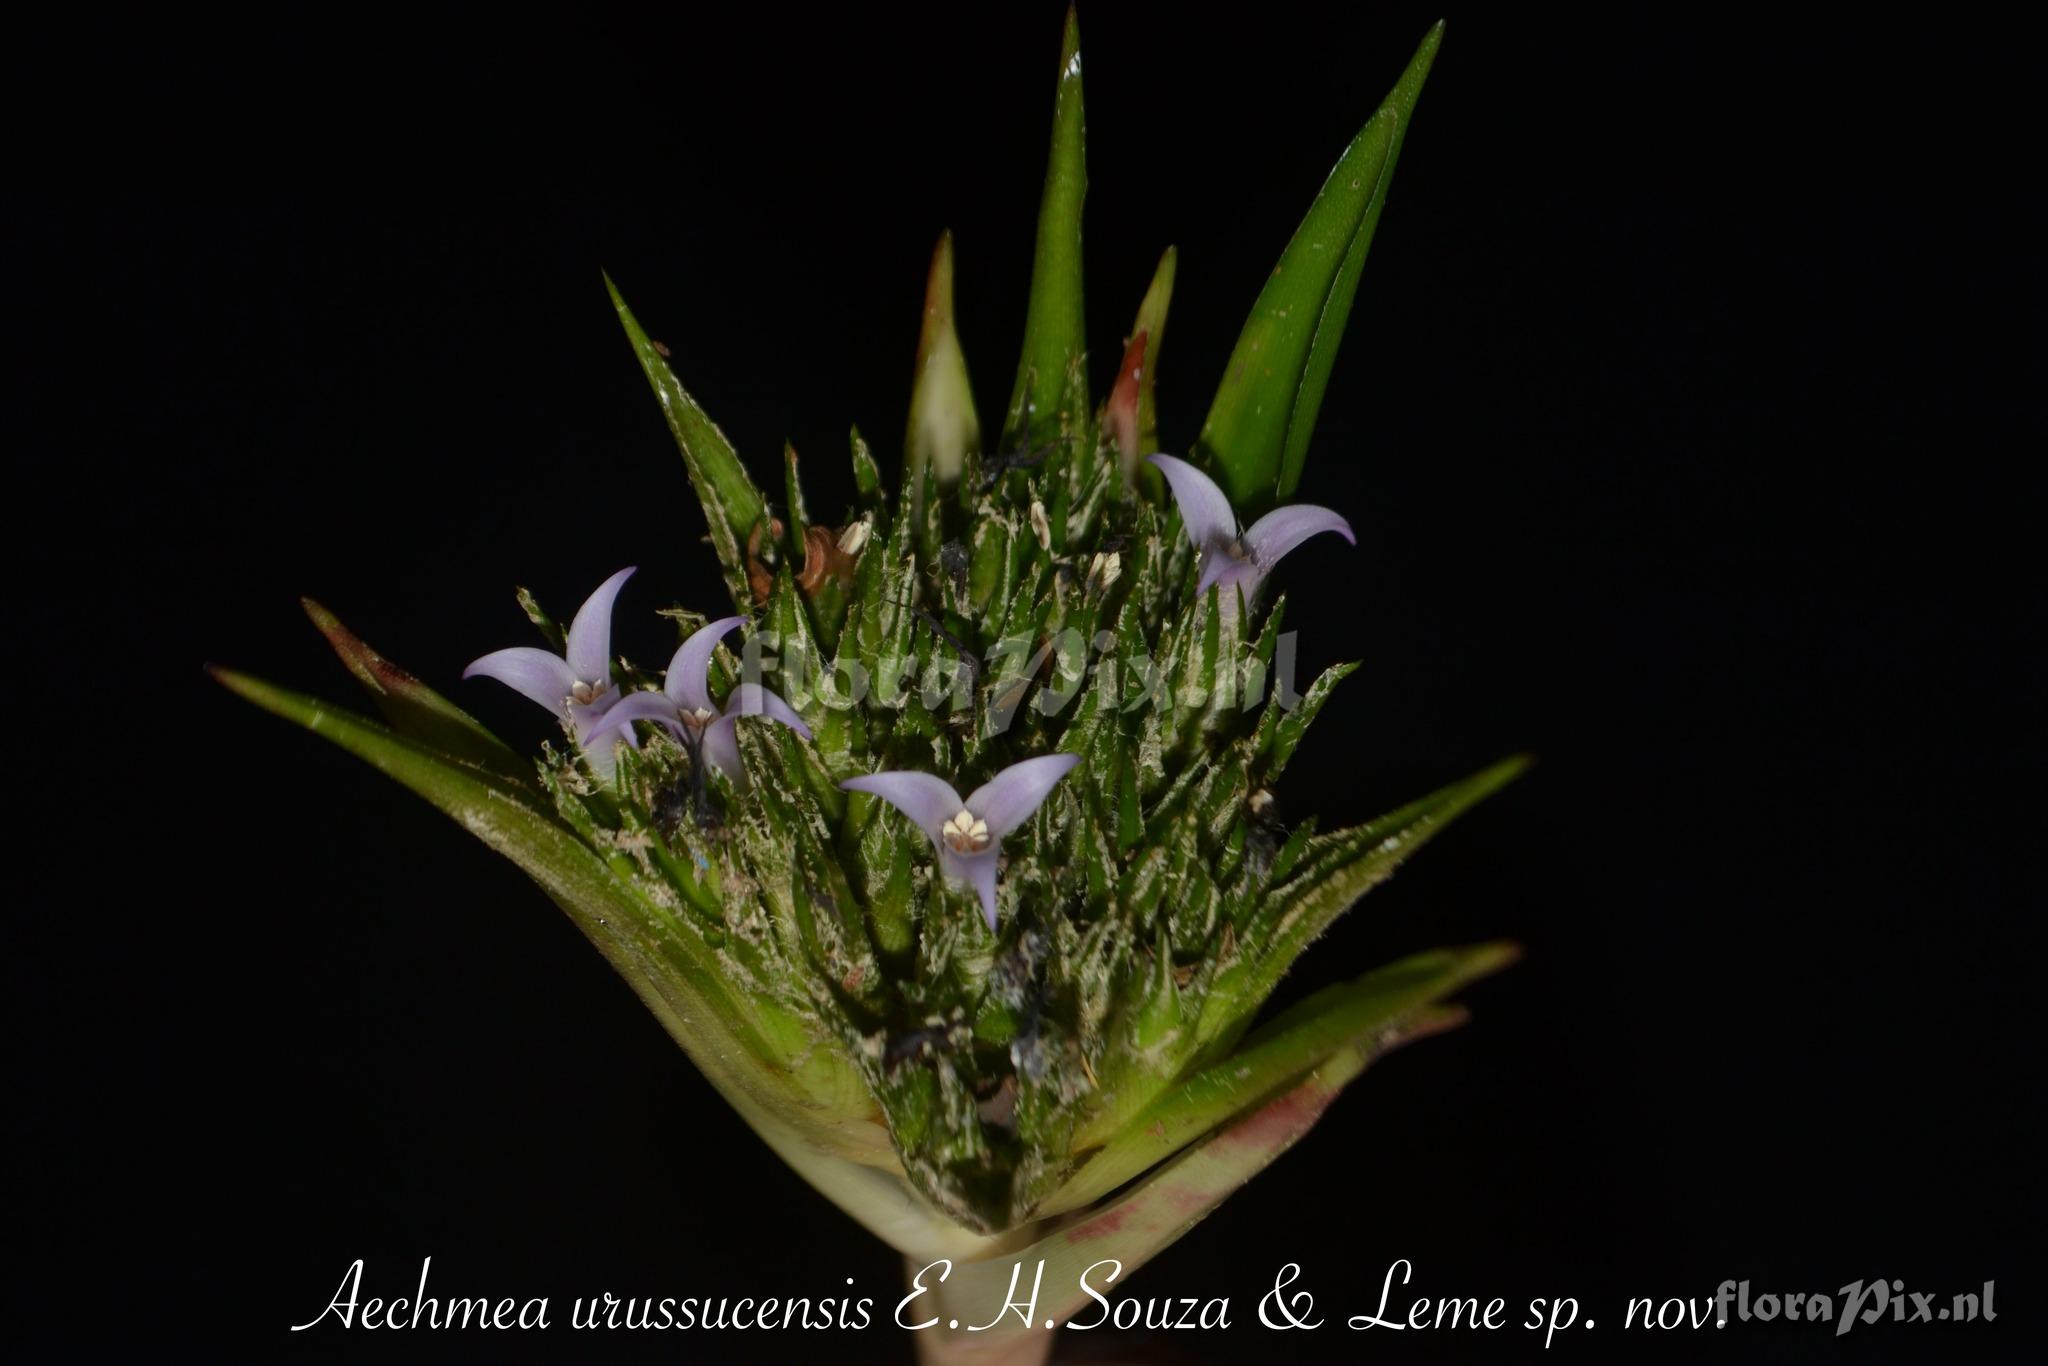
[1146,454,1355,601]
[464,567,637,766]
[840,754,1081,930]
[583,615,811,784]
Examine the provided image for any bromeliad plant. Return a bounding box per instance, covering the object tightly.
[217,13,1522,1362]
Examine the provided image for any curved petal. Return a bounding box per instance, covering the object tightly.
[838,770,965,840]
[1243,504,1355,572]
[700,714,744,783]
[940,847,1002,932]
[565,566,637,684]
[1147,455,1236,552]
[966,752,1081,841]
[1195,545,1255,598]
[581,738,622,782]
[462,647,574,717]
[668,614,747,712]
[578,714,642,754]
[726,681,812,740]
[580,689,683,743]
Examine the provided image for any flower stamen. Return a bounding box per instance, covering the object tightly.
[940,809,993,854]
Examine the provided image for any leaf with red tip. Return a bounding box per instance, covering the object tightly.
[1129,245,1175,458]
[1104,328,1147,481]
[300,598,531,787]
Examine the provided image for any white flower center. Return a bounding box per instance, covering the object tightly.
[680,706,718,730]
[569,679,609,707]
[940,808,992,854]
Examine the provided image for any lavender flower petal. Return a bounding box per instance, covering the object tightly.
[669,614,747,712]
[727,681,812,740]
[462,647,576,717]
[1243,504,1356,569]
[581,689,687,743]
[1196,548,1257,600]
[1146,454,1236,552]
[941,847,1002,931]
[838,771,966,839]
[564,566,636,684]
[965,753,1082,840]
[700,714,744,783]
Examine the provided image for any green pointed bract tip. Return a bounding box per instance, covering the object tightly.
[1002,3,1087,455]
[1196,20,1444,507]
[604,272,765,608]
[782,440,809,555]
[905,231,979,502]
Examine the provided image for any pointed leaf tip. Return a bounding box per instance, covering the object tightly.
[1105,328,1146,477]
[906,231,979,498]
[1126,246,1177,488]
[295,597,530,785]
[1122,246,1187,497]
[1002,3,1088,454]
[1198,754,1527,1046]
[1196,23,1443,505]
[606,276,765,609]
[1051,942,1511,1213]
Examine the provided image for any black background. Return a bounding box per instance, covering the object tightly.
[12,4,2041,1361]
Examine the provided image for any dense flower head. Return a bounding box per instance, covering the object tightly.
[407,375,1476,1235]
[220,15,1516,1310]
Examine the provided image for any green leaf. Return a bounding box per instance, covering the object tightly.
[1048,943,1512,1212]
[1196,21,1443,504]
[300,598,532,789]
[1200,753,1529,1048]
[1002,4,1087,454]
[209,667,890,1162]
[604,273,765,607]
[1257,658,1359,779]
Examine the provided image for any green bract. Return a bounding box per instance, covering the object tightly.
[218,11,1518,1355]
